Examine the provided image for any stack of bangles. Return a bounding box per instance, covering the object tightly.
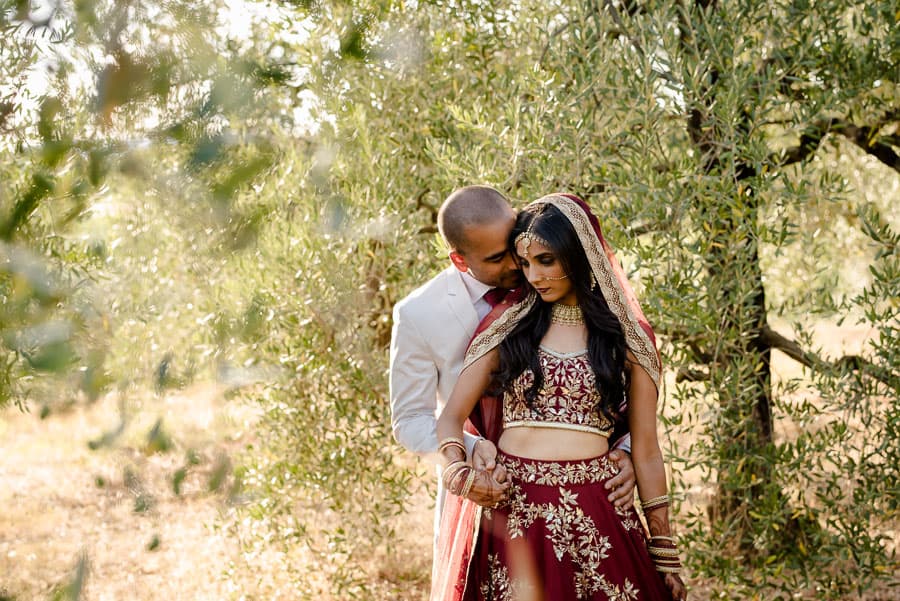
[439,437,476,498]
[640,494,683,575]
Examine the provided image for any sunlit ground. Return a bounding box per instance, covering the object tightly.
[0,317,896,600]
[0,383,263,599]
[0,380,432,600]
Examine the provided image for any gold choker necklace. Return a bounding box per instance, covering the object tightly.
[550,303,584,326]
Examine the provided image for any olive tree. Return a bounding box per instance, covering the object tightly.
[252,0,898,597]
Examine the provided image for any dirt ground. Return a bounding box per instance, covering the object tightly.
[0,382,433,601]
[0,384,276,600]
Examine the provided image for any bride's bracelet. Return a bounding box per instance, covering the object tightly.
[439,437,467,460]
[459,467,477,498]
[451,467,472,495]
[640,494,670,511]
[442,460,468,491]
[647,535,682,575]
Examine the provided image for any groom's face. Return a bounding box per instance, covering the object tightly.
[453,212,522,290]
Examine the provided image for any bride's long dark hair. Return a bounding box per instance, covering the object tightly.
[493,204,629,422]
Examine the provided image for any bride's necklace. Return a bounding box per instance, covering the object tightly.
[550,303,584,326]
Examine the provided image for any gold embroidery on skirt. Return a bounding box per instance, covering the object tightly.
[480,553,534,601]
[492,480,640,601]
[502,454,618,486]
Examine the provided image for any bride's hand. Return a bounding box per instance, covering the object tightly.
[664,573,687,601]
[466,469,509,507]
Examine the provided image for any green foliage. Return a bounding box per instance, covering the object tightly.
[2,0,898,597]
[245,0,898,596]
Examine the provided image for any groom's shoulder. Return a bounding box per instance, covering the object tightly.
[394,266,457,316]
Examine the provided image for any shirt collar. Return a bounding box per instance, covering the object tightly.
[460,269,493,305]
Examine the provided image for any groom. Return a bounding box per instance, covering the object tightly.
[389,185,636,535]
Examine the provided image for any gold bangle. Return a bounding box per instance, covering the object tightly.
[442,459,466,474]
[648,547,681,558]
[448,466,470,494]
[654,564,682,574]
[459,468,477,497]
[442,461,467,489]
[641,494,669,505]
[640,494,670,510]
[439,441,467,460]
[439,438,467,454]
[649,535,676,543]
[439,436,465,447]
[651,556,682,565]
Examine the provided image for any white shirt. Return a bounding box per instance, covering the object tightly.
[460,269,494,321]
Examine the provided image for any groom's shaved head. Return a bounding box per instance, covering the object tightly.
[438,186,512,253]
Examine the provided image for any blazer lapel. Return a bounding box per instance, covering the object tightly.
[444,268,478,339]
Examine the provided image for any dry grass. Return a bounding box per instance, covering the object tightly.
[0,382,434,601]
[0,383,276,600]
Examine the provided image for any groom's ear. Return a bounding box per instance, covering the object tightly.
[449,251,468,272]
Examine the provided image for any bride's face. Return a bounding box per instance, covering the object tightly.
[515,238,577,306]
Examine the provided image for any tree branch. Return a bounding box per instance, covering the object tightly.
[676,367,709,382]
[835,122,900,174]
[775,112,900,173]
[760,325,898,391]
[600,0,679,85]
[538,18,573,66]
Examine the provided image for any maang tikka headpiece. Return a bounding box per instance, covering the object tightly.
[514,213,551,258]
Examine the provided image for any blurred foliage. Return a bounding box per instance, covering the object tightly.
[1,0,898,598]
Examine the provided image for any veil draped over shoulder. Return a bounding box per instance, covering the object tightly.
[430,193,661,601]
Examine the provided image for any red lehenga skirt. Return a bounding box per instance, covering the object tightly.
[465,451,671,601]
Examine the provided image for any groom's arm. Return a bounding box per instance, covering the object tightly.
[390,302,441,453]
[389,302,482,456]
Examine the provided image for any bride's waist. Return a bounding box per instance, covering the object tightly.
[498,426,610,461]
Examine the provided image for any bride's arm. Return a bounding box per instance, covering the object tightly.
[436,348,509,504]
[626,351,668,524]
[627,350,687,599]
[436,349,499,452]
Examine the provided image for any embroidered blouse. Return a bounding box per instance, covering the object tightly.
[503,346,613,437]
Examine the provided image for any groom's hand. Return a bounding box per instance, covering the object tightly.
[605,449,636,510]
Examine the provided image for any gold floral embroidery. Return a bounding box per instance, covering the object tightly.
[616,505,643,533]
[480,553,536,601]
[504,348,614,436]
[501,453,617,486]
[497,480,641,601]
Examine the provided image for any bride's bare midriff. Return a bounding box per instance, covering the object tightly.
[498,426,610,461]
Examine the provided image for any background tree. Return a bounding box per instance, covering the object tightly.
[253,0,898,596]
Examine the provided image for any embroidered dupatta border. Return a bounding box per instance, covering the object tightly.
[462,194,661,389]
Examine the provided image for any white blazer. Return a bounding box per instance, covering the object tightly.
[389,266,480,455]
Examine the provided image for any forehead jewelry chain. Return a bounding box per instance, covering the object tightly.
[551,303,584,326]
[514,216,551,258]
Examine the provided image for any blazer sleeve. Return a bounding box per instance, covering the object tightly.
[389,301,441,454]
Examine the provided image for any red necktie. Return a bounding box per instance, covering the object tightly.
[482,288,506,308]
